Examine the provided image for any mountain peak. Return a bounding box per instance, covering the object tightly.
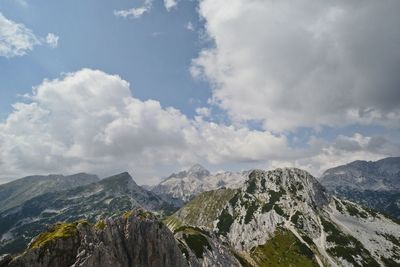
[187,163,210,177]
[99,172,139,190]
[165,164,210,180]
[245,167,329,208]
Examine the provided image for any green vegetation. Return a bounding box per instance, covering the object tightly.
[95,219,106,230]
[165,189,237,231]
[29,222,78,249]
[333,199,344,213]
[244,201,259,224]
[217,209,234,235]
[273,205,288,218]
[250,229,318,267]
[380,256,399,267]
[182,232,211,258]
[291,211,303,228]
[343,201,368,219]
[261,189,284,214]
[246,178,257,194]
[320,217,379,267]
[122,209,153,220]
[232,251,253,267]
[377,232,400,247]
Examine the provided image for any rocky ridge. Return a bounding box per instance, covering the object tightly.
[166,168,400,266]
[0,173,99,213]
[3,209,187,267]
[0,172,177,255]
[151,164,250,203]
[319,157,400,218]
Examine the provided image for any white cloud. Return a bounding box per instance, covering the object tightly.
[164,0,179,11]
[196,107,211,117]
[193,0,400,131]
[0,12,39,58]
[0,13,59,57]
[269,133,400,176]
[0,69,289,184]
[114,0,153,19]
[186,22,194,31]
[45,33,59,48]
[0,69,398,184]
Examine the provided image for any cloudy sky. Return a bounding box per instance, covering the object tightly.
[1,0,399,184]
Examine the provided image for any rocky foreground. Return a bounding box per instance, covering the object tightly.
[1,209,186,267]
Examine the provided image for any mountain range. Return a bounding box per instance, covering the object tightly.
[151,164,250,203]
[319,157,400,218]
[0,172,176,255]
[166,168,400,266]
[0,173,99,213]
[0,158,399,266]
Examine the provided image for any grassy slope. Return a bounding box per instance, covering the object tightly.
[251,229,319,267]
[165,188,237,231]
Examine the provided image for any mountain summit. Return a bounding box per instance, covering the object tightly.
[319,157,400,191]
[319,157,400,218]
[166,167,400,266]
[165,164,211,180]
[151,165,249,203]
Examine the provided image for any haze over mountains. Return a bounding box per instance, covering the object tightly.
[0,157,399,266]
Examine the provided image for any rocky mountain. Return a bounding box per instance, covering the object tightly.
[1,209,187,267]
[166,168,400,266]
[0,172,177,255]
[151,164,250,203]
[319,157,400,218]
[0,173,99,213]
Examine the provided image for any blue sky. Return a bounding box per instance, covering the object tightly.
[0,0,210,119]
[0,0,399,184]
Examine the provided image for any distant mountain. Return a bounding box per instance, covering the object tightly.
[151,164,250,203]
[2,209,187,267]
[0,173,99,212]
[319,157,400,191]
[319,157,400,218]
[165,168,400,266]
[0,172,177,255]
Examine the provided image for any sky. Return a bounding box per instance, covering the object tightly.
[0,0,399,185]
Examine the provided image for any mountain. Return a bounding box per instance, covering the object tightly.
[165,168,400,266]
[1,209,187,267]
[319,157,400,191]
[0,173,99,213]
[0,172,177,255]
[151,164,250,203]
[319,157,400,218]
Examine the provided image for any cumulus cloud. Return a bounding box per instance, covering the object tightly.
[114,0,153,19]
[0,69,290,184]
[0,12,39,58]
[164,0,179,11]
[0,69,398,184]
[0,13,59,57]
[193,0,400,131]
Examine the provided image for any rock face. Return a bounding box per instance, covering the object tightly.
[319,157,400,191]
[0,173,99,213]
[319,157,400,218]
[5,210,187,267]
[151,164,250,203]
[166,168,400,266]
[0,172,177,255]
